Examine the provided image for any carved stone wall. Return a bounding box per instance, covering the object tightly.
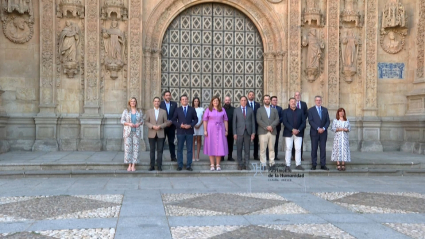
[0,0,423,154]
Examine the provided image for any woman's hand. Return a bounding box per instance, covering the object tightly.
[204,130,208,137]
[225,130,228,136]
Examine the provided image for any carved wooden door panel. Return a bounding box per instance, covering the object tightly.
[161,3,264,107]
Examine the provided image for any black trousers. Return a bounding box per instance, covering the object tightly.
[221,132,234,160]
[149,135,164,167]
[164,126,176,159]
[253,133,259,158]
[311,132,327,167]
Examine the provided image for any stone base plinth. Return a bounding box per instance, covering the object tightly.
[360,140,383,152]
[32,139,59,151]
[78,139,102,151]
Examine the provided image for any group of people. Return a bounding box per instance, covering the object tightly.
[120,91,352,172]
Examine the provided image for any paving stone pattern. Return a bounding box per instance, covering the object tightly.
[384,223,425,239]
[0,196,120,220]
[0,232,56,239]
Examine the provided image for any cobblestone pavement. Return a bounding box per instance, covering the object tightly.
[0,176,424,238]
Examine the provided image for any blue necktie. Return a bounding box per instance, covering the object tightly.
[184,107,187,117]
[166,103,170,114]
[318,107,322,120]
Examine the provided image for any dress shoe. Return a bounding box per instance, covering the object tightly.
[242,165,247,170]
[237,165,242,170]
[295,165,304,170]
[253,156,259,160]
[320,166,329,171]
[284,166,292,172]
[228,158,235,161]
[171,157,177,162]
[310,166,316,170]
[148,166,155,171]
[158,166,162,171]
[177,167,182,171]
[186,167,193,171]
[275,157,280,161]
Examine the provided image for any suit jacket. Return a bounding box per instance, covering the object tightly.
[247,101,261,125]
[145,108,169,138]
[232,106,256,135]
[271,105,283,132]
[256,106,280,135]
[288,100,308,121]
[223,105,235,135]
[308,106,331,136]
[120,109,144,138]
[172,105,198,135]
[282,108,306,137]
[160,100,177,129]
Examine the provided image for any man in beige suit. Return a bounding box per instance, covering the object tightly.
[145,97,170,171]
[256,95,280,169]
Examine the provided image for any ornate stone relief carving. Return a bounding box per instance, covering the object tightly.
[56,0,85,19]
[101,20,126,79]
[129,0,141,100]
[302,29,325,82]
[380,0,408,54]
[289,0,301,94]
[85,0,100,105]
[40,0,54,106]
[328,0,339,107]
[365,0,378,109]
[101,0,128,21]
[341,30,360,83]
[302,0,323,26]
[1,0,34,43]
[417,0,425,78]
[341,0,361,26]
[58,20,81,78]
[266,0,283,3]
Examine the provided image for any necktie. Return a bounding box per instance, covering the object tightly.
[184,107,187,117]
[166,103,170,114]
[243,107,246,118]
[250,102,253,109]
[318,107,322,120]
[297,101,300,109]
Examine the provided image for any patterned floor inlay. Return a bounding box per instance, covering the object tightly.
[171,224,355,239]
[0,228,115,239]
[162,193,308,216]
[0,195,123,222]
[384,223,425,239]
[314,192,425,214]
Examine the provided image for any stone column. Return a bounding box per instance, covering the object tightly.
[327,0,340,114]
[263,52,275,95]
[143,48,152,110]
[361,0,382,152]
[129,0,143,105]
[0,90,10,153]
[34,0,58,151]
[79,0,102,151]
[151,49,161,100]
[275,52,286,101]
[288,0,302,96]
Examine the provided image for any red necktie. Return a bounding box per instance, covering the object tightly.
[243,107,246,118]
[297,101,300,109]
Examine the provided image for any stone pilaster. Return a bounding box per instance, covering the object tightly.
[263,52,275,95]
[0,90,9,153]
[360,118,383,152]
[129,0,142,105]
[143,48,152,109]
[275,52,286,101]
[288,0,302,96]
[151,49,161,100]
[327,0,340,112]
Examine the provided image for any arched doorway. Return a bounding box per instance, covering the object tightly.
[160,3,264,107]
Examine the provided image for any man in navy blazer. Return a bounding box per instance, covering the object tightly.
[160,90,178,162]
[247,91,261,160]
[282,98,306,172]
[307,96,330,170]
[171,95,198,171]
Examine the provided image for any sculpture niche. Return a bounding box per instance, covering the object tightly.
[380,0,407,54]
[302,0,322,26]
[0,0,34,43]
[101,0,128,21]
[56,0,85,19]
[59,20,81,78]
[302,29,324,82]
[102,20,126,79]
[341,31,360,83]
[341,0,361,27]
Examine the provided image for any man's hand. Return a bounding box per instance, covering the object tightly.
[251,134,255,141]
[266,126,273,132]
[234,134,237,140]
[292,129,299,135]
[318,128,325,134]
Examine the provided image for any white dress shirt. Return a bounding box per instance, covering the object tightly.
[264,105,271,118]
[154,107,159,121]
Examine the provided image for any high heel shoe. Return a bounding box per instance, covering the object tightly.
[210,164,215,171]
[216,164,221,171]
[336,162,341,171]
[341,163,346,171]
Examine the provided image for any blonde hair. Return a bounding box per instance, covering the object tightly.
[127,97,140,112]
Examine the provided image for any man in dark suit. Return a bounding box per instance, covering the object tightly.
[247,91,261,160]
[233,96,256,170]
[282,97,306,172]
[292,92,308,161]
[160,90,178,162]
[222,96,235,161]
[171,95,198,171]
[308,95,330,170]
[267,96,283,161]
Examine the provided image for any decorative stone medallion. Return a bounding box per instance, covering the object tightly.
[2,15,33,44]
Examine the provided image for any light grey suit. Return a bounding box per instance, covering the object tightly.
[256,106,280,165]
[233,106,256,168]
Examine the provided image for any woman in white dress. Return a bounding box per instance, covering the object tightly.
[331,108,351,171]
[192,97,204,161]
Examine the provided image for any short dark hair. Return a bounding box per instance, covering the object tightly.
[163,90,171,96]
[271,96,277,100]
[180,94,188,101]
[240,96,248,101]
[153,97,160,101]
[248,91,255,95]
[263,95,271,100]
[289,97,296,101]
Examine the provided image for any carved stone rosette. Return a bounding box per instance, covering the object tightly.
[1,0,34,44]
[380,0,408,54]
[101,0,128,21]
[56,0,85,19]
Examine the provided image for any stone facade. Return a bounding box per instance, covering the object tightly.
[0,0,423,154]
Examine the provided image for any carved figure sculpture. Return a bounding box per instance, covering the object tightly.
[302,29,324,82]
[102,20,126,79]
[341,31,359,82]
[381,0,406,30]
[387,31,400,50]
[59,20,80,78]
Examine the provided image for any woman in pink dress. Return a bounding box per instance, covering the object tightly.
[203,96,229,171]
